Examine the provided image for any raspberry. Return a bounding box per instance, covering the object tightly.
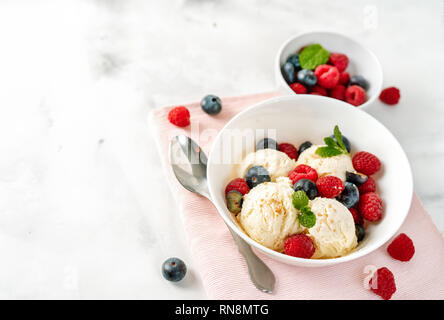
[359,192,382,222]
[349,207,363,225]
[352,151,381,175]
[284,234,315,258]
[369,267,396,300]
[345,85,366,106]
[379,87,400,105]
[289,164,318,184]
[309,85,327,96]
[314,64,340,89]
[290,83,307,94]
[278,143,298,160]
[328,53,349,72]
[316,176,345,198]
[338,71,350,85]
[225,178,250,195]
[387,233,415,261]
[329,84,346,101]
[358,176,376,194]
[168,106,190,127]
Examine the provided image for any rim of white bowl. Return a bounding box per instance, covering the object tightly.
[275,30,383,111]
[207,95,413,266]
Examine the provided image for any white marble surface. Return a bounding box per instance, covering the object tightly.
[0,0,443,299]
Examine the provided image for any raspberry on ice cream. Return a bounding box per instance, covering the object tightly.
[225,178,250,195]
[352,151,381,176]
[358,176,376,194]
[284,234,315,258]
[316,176,345,198]
[359,192,383,222]
[288,164,318,184]
[278,143,299,160]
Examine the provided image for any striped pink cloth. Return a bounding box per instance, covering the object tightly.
[151,91,444,299]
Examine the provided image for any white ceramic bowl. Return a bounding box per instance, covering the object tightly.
[207,95,412,267]
[275,31,383,110]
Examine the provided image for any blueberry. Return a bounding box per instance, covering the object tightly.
[286,54,301,70]
[226,190,243,214]
[329,134,351,152]
[162,257,187,282]
[201,94,222,115]
[298,141,312,155]
[256,138,279,151]
[349,75,369,91]
[336,182,359,209]
[297,69,317,87]
[281,62,296,84]
[293,179,318,200]
[355,224,365,242]
[346,171,368,186]
[246,166,271,189]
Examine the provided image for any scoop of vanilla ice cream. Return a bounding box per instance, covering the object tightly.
[296,145,354,181]
[307,197,357,259]
[237,177,303,251]
[237,149,297,182]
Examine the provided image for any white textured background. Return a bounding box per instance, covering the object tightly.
[0,0,443,299]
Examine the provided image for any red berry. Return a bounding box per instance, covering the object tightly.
[387,233,415,262]
[316,176,345,198]
[225,178,250,195]
[329,84,346,101]
[328,53,349,72]
[345,85,366,106]
[290,83,307,94]
[278,143,299,160]
[349,207,363,225]
[369,267,396,300]
[352,151,381,175]
[314,64,340,89]
[359,192,382,222]
[379,87,400,105]
[338,71,350,85]
[289,164,318,184]
[284,234,315,258]
[309,85,327,96]
[358,176,376,194]
[168,106,190,127]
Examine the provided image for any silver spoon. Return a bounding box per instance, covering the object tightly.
[169,135,275,293]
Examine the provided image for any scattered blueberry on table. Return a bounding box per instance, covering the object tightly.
[162,257,187,282]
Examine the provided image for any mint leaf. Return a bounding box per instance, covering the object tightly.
[292,191,309,210]
[299,44,330,70]
[324,137,339,149]
[298,207,316,228]
[315,146,343,157]
[334,125,349,155]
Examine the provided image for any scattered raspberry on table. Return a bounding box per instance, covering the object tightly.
[168,106,190,127]
[387,233,415,261]
[369,267,396,300]
[379,87,401,105]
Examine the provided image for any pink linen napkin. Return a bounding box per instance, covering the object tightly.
[150,92,444,300]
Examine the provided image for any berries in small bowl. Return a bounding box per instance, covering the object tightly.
[276,31,383,109]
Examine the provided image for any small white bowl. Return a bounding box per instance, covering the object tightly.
[275,31,383,110]
[207,95,412,267]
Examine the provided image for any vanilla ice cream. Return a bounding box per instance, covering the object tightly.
[237,177,303,251]
[296,145,354,181]
[237,149,297,182]
[307,197,357,259]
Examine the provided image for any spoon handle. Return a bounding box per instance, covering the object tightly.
[228,227,275,293]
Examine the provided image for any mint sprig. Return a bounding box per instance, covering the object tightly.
[315,125,349,158]
[299,44,330,70]
[298,207,316,228]
[292,190,316,228]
